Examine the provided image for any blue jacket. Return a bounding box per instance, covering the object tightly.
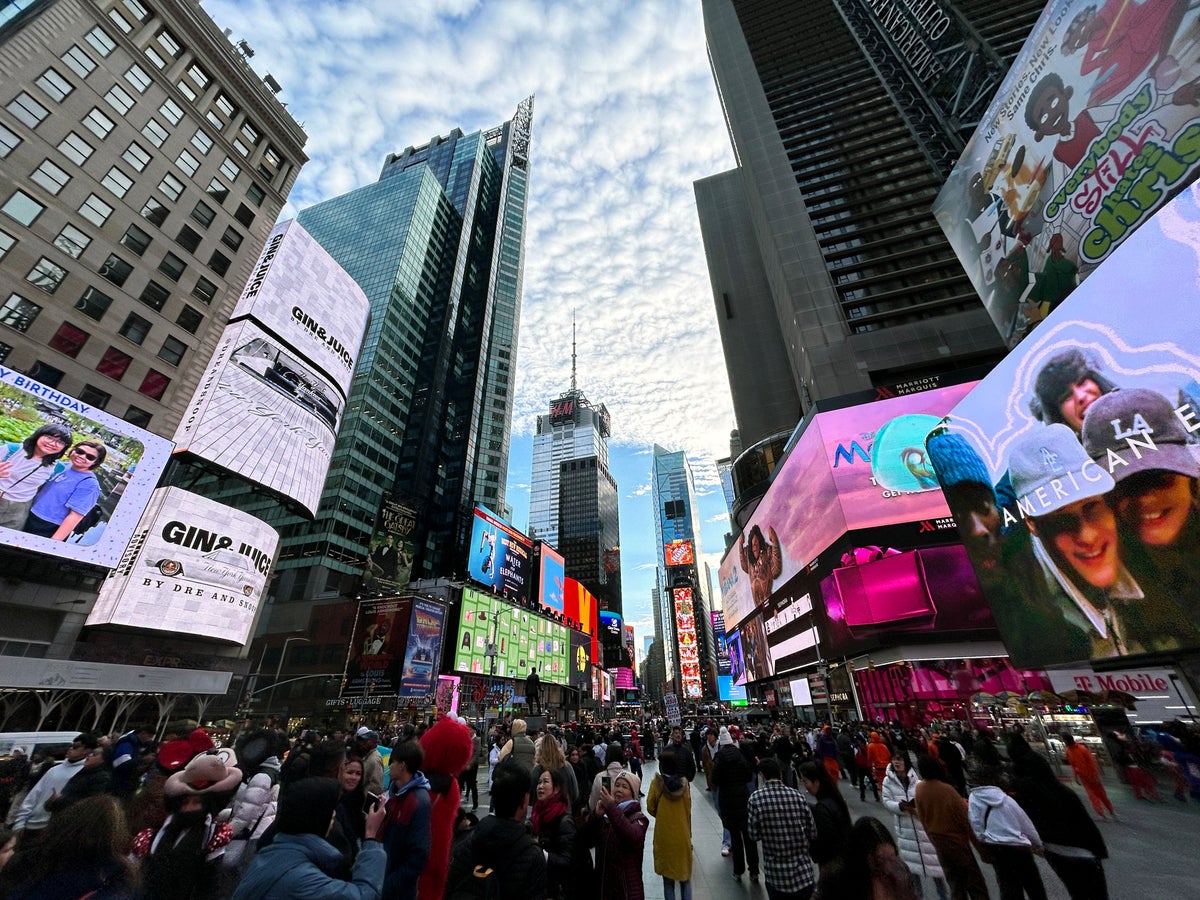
[382,773,432,900]
[231,832,385,900]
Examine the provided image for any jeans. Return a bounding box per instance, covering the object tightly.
[727,823,759,877]
[711,787,730,846]
[767,887,814,900]
[663,877,692,900]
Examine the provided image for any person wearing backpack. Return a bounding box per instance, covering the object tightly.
[446,757,546,900]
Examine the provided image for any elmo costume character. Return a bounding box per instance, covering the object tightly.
[417,715,475,900]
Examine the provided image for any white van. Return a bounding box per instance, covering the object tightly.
[0,732,84,758]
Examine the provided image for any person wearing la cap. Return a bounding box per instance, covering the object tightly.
[1008,423,1193,658]
[1082,386,1200,629]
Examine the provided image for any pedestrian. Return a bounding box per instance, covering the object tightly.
[798,760,850,876]
[1061,735,1115,819]
[0,824,13,872]
[968,769,1047,900]
[815,725,842,783]
[915,755,989,900]
[44,743,112,815]
[579,770,648,900]
[380,738,432,900]
[854,736,880,802]
[417,715,475,900]
[110,725,155,797]
[336,756,368,855]
[461,725,482,811]
[883,750,949,900]
[646,748,693,900]
[356,729,385,798]
[497,718,537,769]
[817,816,919,900]
[532,731,580,809]
[837,727,857,788]
[642,727,656,762]
[711,726,760,883]
[867,731,891,796]
[589,744,628,809]
[747,757,817,900]
[532,767,575,900]
[10,732,93,838]
[664,727,696,781]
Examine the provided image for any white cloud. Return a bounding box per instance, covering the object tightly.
[628,483,652,497]
[206,0,737,471]
[633,562,658,572]
[706,513,728,524]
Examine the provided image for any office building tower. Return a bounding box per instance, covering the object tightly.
[0,0,305,438]
[697,0,1043,451]
[558,450,621,615]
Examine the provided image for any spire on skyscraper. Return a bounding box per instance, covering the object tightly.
[571,309,577,393]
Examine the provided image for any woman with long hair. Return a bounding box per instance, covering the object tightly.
[799,759,851,874]
[335,755,368,852]
[0,794,137,899]
[531,768,576,900]
[532,730,579,809]
[882,750,949,900]
[818,816,919,900]
[0,423,71,529]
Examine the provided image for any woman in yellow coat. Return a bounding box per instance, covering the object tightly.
[646,747,693,900]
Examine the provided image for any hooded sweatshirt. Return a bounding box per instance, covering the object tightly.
[968,786,1043,850]
[446,813,546,900]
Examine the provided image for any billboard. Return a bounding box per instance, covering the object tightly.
[536,542,565,614]
[87,487,277,643]
[467,506,532,604]
[673,587,703,700]
[711,611,732,676]
[664,540,695,567]
[0,369,173,567]
[452,587,569,684]
[933,0,1200,347]
[789,676,813,707]
[717,674,747,703]
[563,576,598,634]
[173,220,369,516]
[363,494,416,594]
[718,381,976,629]
[614,667,636,690]
[598,610,624,669]
[569,629,590,691]
[927,188,1200,667]
[342,596,410,698]
[624,623,637,673]
[398,598,445,698]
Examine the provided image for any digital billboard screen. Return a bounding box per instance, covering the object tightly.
[711,611,731,676]
[452,587,569,684]
[86,487,277,644]
[624,623,636,673]
[342,596,410,698]
[0,369,173,567]
[467,506,532,604]
[927,189,1200,667]
[399,598,445,698]
[615,667,635,690]
[717,675,747,703]
[664,540,695,567]
[173,220,369,516]
[673,587,703,700]
[932,1,1200,347]
[718,381,977,630]
[536,542,565,614]
[598,610,625,670]
[563,576,598,635]
[789,677,813,707]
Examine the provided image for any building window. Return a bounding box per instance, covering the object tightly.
[141,118,169,147]
[186,62,211,92]
[143,44,167,70]
[175,225,201,253]
[158,173,184,201]
[30,159,70,195]
[27,361,64,388]
[35,68,74,102]
[158,252,186,281]
[0,294,41,332]
[26,257,66,294]
[191,276,216,305]
[0,342,10,363]
[207,250,230,276]
[0,230,14,260]
[141,198,169,227]
[62,45,96,78]
[123,63,152,94]
[58,132,94,165]
[75,286,112,320]
[157,336,186,366]
[82,107,115,139]
[118,313,151,344]
[191,129,213,155]
[139,370,170,400]
[122,141,151,171]
[101,166,134,199]
[155,28,183,60]
[99,253,133,286]
[79,194,113,227]
[124,406,151,428]
[159,98,184,126]
[239,120,260,145]
[2,191,44,226]
[54,223,91,259]
[190,201,215,227]
[78,385,111,409]
[175,304,202,333]
[48,322,89,357]
[139,280,170,311]
[84,26,116,57]
[234,203,255,227]
[97,346,133,379]
[176,79,197,102]
[219,156,240,181]
[0,123,20,157]
[176,149,200,177]
[6,92,49,128]
[246,182,266,206]
[120,224,151,256]
[220,227,243,251]
[104,84,135,116]
[206,178,229,203]
[232,138,250,158]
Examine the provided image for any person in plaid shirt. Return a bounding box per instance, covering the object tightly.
[747,758,818,900]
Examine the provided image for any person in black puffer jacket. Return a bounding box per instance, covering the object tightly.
[710,726,759,882]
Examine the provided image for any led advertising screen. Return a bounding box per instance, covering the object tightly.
[927,189,1200,667]
[563,576,598,635]
[536,542,565,614]
[598,610,625,670]
[761,591,818,676]
[664,540,695,567]
[452,587,569,684]
[398,598,445,698]
[711,611,732,676]
[615,667,635,690]
[0,369,173,567]
[673,587,704,700]
[719,381,976,629]
[86,487,277,644]
[467,506,532,604]
[569,629,590,690]
[342,596,410,698]
[932,1,1200,347]
[717,674,747,703]
[173,220,369,516]
[727,607,773,687]
[624,624,637,673]
[789,676,813,707]
[363,493,416,594]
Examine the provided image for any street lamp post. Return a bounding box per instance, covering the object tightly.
[267,636,310,717]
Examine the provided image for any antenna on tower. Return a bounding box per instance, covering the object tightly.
[571,309,577,393]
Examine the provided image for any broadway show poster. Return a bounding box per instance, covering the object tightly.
[342,597,410,698]
[467,506,532,604]
[933,0,1200,347]
[362,493,416,594]
[927,188,1200,668]
[399,598,445,698]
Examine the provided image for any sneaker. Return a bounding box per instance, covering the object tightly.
[721,844,731,857]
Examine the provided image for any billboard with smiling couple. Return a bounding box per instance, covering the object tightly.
[927,188,1200,668]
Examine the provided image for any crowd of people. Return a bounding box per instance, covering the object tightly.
[0,713,1196,899]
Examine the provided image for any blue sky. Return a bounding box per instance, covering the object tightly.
[205,0,742,640]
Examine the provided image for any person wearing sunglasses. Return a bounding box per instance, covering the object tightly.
[23,440,106,541]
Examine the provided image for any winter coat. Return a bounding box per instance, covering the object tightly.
[968,786,1042,850]
[231,832,385,900]
[223,760,282,869]
[580,799,649,900]
[447,813,546,900]
[809,794,851,866]
[361,748,384,798]
[881,765,945,880]
[710,744,752,828]
[646,773,692,882]
[1011,772,1106,860]
[7,858,137,900]
[589,761,627,810]
[665,740,696,781]
[700,741,718,787]
[532,762,580,808]
[533,803,575,900]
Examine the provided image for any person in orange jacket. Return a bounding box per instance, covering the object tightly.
[867,732,892,793]
[1062,733,1116,819]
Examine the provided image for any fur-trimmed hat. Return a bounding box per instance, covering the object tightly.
[1029,349,1117,426]
[164,747,241,796]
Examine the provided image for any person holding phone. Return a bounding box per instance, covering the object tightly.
[335,757,368,853]
[580,771,649,900]
[0,424,71,529]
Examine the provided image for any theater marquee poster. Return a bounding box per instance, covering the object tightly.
[927,188,1200,669]
[933,0,1200,346]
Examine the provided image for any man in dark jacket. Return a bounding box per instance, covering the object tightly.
[111,725,153,796]
[383,739,432,900]
[665,727,695,782]
[447,757,546,900]
[711,727,759,882]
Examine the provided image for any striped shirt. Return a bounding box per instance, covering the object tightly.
[747,779,817,893]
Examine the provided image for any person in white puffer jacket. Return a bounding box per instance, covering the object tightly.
[881,751,949,900]
[968,775,1047,900]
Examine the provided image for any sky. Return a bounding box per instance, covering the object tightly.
[205,0,743,641]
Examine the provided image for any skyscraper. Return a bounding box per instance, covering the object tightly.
[697,0,1044,451]
[558,451,621,616]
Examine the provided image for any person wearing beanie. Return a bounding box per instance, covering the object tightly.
[232,777,388,899]
[590,742,628,809]
[711,726,759,882]
[646,749,692,900]
[580,769,649,900]
[1028,349,1118,432]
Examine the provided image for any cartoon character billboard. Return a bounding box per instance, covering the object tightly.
[933,0,1200,347]
[399,598,445,698]
[927,188,1200,668]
